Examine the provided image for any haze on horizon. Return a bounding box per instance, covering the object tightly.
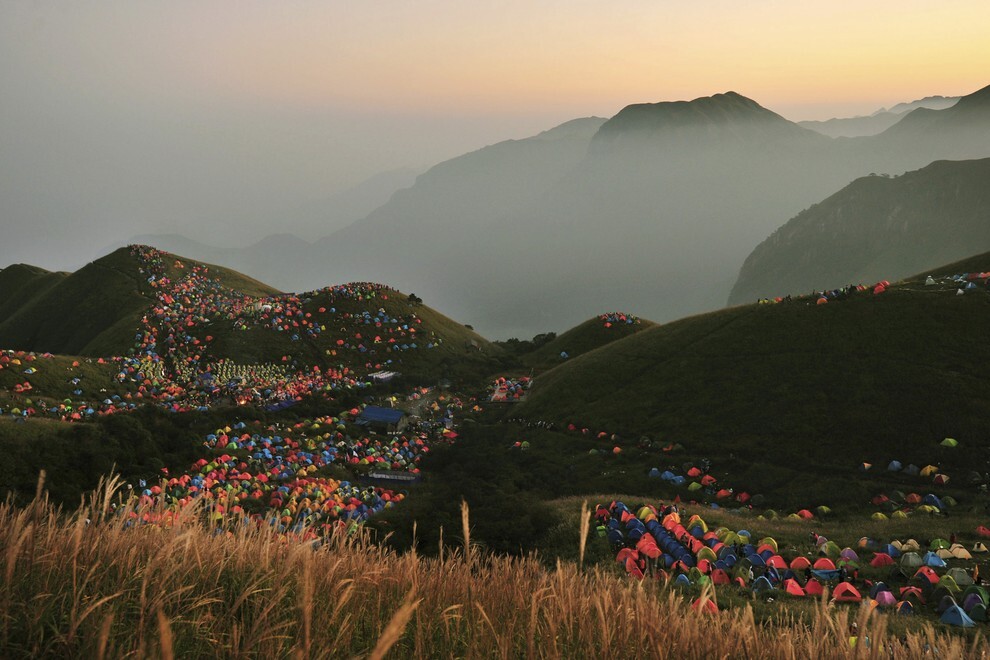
[1,0,988,275]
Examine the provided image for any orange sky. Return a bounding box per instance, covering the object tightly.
[5,1,988,121]
[184,1,990,119]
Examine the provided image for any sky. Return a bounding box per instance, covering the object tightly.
[1,0,989,270]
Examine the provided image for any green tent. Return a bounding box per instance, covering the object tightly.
[941,437,958,447]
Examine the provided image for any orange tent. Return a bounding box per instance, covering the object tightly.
[790,556,812,570]
[813,558,836,570]
[832,583,862,603]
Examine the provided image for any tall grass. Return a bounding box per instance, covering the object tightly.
[0,478,983,658]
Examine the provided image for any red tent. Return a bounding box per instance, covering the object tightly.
[870,553,895,567]
[813,558,836,570]
[790,556,812,570]
[805,579,826,597]
[783,579,806,597]
[914,566,939,585]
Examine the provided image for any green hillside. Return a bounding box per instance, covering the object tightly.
[0,264,69,317]
[523,313,656,368]
[514,258,990,510]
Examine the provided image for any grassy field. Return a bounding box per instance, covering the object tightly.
[1,478,984,658]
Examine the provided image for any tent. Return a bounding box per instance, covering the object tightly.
[949,545,973,560]
[813,557,836,570]
[870,553,895,567]
[875,591,897,608]
[914,567,940,585]
[887,460,902,472]
[930,538,951,551]
[783,579,806,597]
[941,604,976,628]
[900,552,923,568]
[820,541,841,558]
[832,583,862,603]
[805,579,825,597]
[941,437,958,448]
[790,556,812,570]
[947,568,974,587]
[752,576,774,593]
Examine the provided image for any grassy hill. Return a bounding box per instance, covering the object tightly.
[522,313,656,368]
[0,246,499,389]
[0,247,281,357]
[513,255,990,510]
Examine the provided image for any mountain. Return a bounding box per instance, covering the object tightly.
[513,252,990,509]
[728,158,990,304]
[61,85,990,341]
[798,95,960,138]
[298,85,990,339]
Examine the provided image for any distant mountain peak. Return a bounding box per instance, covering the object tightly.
[592,90,819,148]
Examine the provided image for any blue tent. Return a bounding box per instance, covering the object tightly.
[752,576,774,592]
[887,460,902,472]
[941,604,976,627]
[923,552,947,568]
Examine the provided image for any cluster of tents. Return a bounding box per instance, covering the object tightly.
[926,271,990,295]
[134,399,463,531]
[0,350,151,421]
[597,500,990,626]
[109,247,436,412]
[597,312,641,328]
[491,376,530,402]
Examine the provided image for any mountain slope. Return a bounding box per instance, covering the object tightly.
[0,247,281,356]
[0,264,68,317]
[728,158,990,304]
[513,254,990,508]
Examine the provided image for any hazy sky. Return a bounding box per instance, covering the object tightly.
[2,1,988,269]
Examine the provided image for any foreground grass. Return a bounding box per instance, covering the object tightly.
[1,479,986,658]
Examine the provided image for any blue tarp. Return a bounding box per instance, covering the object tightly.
[357,406,405,425]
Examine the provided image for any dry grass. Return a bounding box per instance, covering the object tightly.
[0,477,985,658]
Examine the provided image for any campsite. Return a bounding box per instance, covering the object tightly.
[4,244,990,656]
